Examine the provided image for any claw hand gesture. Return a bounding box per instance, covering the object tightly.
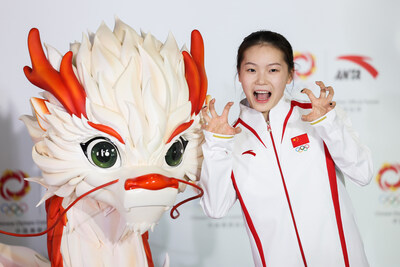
[201,99,241,135]
[301,81,336,122]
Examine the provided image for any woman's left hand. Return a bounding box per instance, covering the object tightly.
[301,81,336,122]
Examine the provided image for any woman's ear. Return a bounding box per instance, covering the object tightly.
[238,68,243,83]
[286,69,294,84]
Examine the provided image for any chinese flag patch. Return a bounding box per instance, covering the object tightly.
[291,133,309,148]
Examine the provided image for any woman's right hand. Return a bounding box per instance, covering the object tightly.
[201,99,241,135]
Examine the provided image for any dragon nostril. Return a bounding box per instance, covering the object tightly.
[124,174,179,191]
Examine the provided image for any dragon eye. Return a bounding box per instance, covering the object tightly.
[165,137,188,167]
[81,137,120,168]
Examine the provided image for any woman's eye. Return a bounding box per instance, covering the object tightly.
[165,137,188,167]
[270,68,278,72]
[81,137,121,168]
[247,68,256,73]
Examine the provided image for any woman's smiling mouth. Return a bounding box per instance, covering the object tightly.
[254,90,272,102]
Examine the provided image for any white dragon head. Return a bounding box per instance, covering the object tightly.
[20,19,207,236]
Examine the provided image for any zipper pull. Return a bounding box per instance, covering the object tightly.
[267,120,271,132]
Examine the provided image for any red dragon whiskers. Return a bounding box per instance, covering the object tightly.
[23,28,87,119]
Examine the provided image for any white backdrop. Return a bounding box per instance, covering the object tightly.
[0,0,399,266]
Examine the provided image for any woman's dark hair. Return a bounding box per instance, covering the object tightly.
[236,30,294,73]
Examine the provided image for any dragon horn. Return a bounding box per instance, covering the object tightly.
[183,30,208,116]
[23,28,87,118]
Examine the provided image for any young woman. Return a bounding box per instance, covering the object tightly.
[199,31,373,267]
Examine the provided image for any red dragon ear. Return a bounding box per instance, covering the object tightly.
[183,30,208,116]
[23,28,87,119]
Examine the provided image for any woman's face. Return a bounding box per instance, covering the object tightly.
[238,44,293,120]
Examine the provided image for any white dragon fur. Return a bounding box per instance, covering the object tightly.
[12,19,204,267]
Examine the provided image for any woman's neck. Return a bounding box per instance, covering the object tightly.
[262,111,270,122]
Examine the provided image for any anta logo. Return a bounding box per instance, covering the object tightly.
[293,52,316,80]
[376,163,400,191]
[242,150,256,157]
[291,133,310,153]
[336,55,378,80]
[0,170,30,201]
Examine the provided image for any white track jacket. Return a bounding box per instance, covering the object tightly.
[200,96,373,267]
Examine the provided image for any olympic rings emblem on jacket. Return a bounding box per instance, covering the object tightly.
[295,144,310,153]
[0,202,28,217]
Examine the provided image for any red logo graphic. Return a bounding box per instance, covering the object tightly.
[376,163,400,191]
[0,170,30,201]
[242,150,256,157]
[294,52,316,80]
[337,55,378,79]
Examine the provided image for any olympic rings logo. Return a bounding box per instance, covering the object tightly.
[0,202,28,217]
[295,144,310,153]
[378,194,400,206]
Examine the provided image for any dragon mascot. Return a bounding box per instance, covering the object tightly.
[0,18,207,267]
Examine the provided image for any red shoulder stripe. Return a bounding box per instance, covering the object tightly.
[281,101,312,142]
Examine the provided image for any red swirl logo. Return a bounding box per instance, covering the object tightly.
[0,170,30,201]
[376,163,400,191]
[293,52,316,80]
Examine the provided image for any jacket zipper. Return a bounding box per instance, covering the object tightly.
[268,121,308,267]
[266,120,271,132]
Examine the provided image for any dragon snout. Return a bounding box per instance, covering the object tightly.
[124,174,179,191]
[117,174,180,233]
